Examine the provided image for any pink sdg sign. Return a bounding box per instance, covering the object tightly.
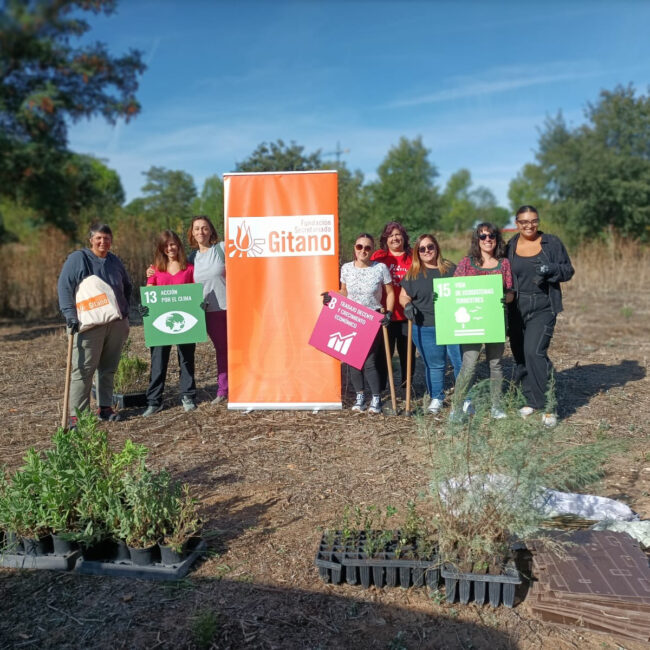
[308,292,382,370]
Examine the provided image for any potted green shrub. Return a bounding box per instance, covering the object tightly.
[424,381,617,607]
[119,461,172,565]
[159,484,200,565]
[92,338,149,408]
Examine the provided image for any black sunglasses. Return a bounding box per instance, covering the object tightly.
[355,243,372,252]
[418,244,436,254]
[478,233,496,241]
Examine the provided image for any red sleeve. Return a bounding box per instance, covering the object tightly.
[146,272,157,286]
[454,257,470,277]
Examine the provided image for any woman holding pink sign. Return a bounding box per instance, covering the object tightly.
[331,233,394,415]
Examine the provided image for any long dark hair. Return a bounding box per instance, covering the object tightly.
[153,230,188,271]
[405,233,452,280]
[378,221,411,257]
[468,222,506,266]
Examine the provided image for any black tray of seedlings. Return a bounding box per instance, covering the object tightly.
[315,530,439,589]
[441,560,522,607]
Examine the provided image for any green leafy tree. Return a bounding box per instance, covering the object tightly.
[235,139,323,172]
[368,136,440,236]
[439,168,508,233]
[0,0,145,233]
[191,174,224,232]
[510,85,650,242]
[139,166,197,230]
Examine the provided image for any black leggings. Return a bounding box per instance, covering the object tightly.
[348,329,383,395]
[508,293,556,410]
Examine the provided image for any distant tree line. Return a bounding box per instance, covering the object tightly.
[1,1,649,251]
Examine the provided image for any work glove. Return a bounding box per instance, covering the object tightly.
[200,301,207,311]
[432,291,439,303]
[137,304,150,318]
[536,263,558,278]
[66,318,79,334]
[403,302,418,321]
[380,310,392,327]
[321,291,332,305]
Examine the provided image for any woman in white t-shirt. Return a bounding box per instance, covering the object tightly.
[335,233,394,414]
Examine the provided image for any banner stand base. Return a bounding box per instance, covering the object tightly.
[228,402,342,411]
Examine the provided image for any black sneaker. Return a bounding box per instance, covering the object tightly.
[98,407,122,422]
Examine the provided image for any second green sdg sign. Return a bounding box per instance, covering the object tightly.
[433,275,505,345]
[140,283,207,347]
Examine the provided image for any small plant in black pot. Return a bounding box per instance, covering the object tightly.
[159,484,200,565]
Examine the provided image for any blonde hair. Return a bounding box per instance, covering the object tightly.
[405,233,452,280]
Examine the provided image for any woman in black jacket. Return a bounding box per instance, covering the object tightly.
[505,206,574,426]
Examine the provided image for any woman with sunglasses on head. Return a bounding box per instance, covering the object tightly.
[452,223,514,419]
[505,206,574,426]
[399,234,460,414]
[370,221,415,389]
[333,233,394,414]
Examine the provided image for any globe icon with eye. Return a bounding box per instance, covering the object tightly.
[166,312,185,331]
[152,311,198,334]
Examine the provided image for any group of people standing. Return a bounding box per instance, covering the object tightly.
[58,205,573,427]
[57,216,228,428]
[332,206,574,424]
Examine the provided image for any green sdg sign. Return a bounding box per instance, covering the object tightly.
[433,275,505,344]
[140,283,208,347]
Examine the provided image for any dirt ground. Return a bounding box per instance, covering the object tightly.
[0,279,648,650]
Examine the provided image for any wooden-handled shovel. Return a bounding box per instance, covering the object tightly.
[61,331,74,429]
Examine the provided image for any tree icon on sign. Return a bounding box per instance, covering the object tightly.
[455,307,471,328]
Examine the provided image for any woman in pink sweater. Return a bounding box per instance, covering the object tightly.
[143,230,197,416]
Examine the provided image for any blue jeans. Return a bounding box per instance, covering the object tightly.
[446,344,462,380]
[413,325,450,400]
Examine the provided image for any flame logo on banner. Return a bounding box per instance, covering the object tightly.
[228,220,265,258]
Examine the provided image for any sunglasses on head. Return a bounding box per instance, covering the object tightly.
[478,233,496,241]
[355,243,372,252]
[418,243,436,254]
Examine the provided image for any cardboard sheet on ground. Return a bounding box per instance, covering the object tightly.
[140,284,207,347]
[433,275,505,344]
[308,292,382,370]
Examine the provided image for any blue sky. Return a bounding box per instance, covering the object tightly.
[68,1,650,209]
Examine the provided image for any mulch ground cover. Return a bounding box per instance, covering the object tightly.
[0,282,648,649]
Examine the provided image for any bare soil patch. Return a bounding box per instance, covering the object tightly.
[0,281,648,649]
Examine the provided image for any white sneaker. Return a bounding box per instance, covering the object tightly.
[351,392,366,412]
[182,396,197,412]
[519,406,535,418]
[368,395,382,415]
[491,407,507,420]
[427,398,443,414]
[542,413,557,427]
[462,399,475,415]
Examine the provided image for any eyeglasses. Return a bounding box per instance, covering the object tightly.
[355,244,372,252]
[418,244,436,254]
[478,233,496,241]
[517,219,539,227]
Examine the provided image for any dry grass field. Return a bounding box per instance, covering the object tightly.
[0,240,648,649]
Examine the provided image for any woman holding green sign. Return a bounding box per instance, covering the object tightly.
[143,230,197,416]
[399,234,460,414]
[506,206,574,427]
[452,222,514,419]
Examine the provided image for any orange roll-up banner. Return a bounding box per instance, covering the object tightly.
[224,171,341,410]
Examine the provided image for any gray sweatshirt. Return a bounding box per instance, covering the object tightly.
[57,248,132,321]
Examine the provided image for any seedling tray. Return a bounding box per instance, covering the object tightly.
[315,531,439,589]
[74,537,206,581]
[0,549,81,571]
[441,562,522,607]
